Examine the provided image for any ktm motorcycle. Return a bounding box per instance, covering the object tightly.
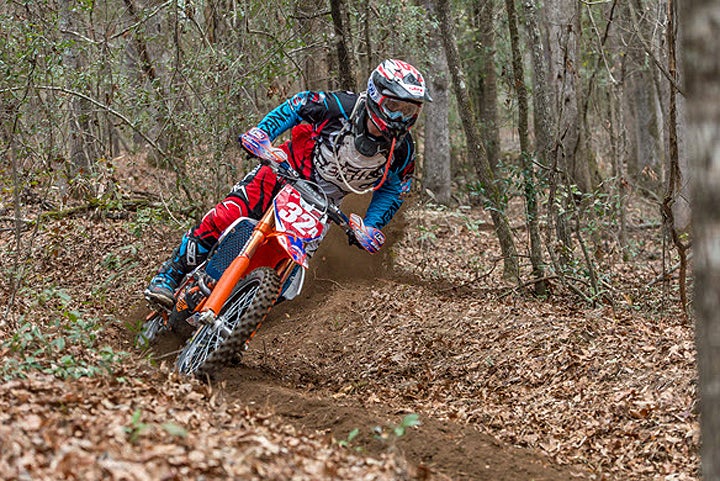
[137,129,380,378]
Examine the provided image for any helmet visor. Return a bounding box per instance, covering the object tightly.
[379,96,421,123]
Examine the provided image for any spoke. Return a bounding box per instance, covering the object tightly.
[176,279,262,375]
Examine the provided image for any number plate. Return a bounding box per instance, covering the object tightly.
[273,185,324,241]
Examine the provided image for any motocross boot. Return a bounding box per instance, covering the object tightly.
[144,232,210,309]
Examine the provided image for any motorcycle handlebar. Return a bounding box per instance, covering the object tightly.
[242,132,357,245]
[259,155,350,230]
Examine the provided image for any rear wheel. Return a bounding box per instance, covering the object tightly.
[175,267,280,378]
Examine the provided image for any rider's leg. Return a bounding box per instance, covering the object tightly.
[144,164,283,308]
[144,196,252,307]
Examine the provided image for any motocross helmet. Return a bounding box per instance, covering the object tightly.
[365,59,432,139]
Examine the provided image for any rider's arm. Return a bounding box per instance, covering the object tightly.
[254,91,331,141]
[363,137,416,230]
[364,171,403,230]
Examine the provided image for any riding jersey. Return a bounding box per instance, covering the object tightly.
[255,90,416,229]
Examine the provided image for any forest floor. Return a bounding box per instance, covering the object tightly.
[0,156,699,480]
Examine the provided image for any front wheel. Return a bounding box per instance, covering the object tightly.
[175,267,280,378]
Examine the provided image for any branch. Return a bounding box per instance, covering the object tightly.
[628,2,686,97]
[1,85,168,159]
[111,0,174,40]
[583,0,619,86]
[0,198,156,233]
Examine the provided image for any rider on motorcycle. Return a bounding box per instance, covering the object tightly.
[144,59,432,308]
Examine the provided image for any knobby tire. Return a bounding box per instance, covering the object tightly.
[175,267,280,378]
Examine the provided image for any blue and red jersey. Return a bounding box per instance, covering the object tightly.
[192,90,416,248]
[253,90,416,229]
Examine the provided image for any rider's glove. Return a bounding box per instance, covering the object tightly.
[241,127,288,163]
[348,214,385,254]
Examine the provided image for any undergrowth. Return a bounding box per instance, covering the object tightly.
[1,287,129,381]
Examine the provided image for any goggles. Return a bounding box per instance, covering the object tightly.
[378,96,421,123]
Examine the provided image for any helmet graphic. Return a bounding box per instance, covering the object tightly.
[366,59,432,139]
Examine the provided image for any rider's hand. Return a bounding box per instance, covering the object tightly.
[241,127,288,163]
[348,214,385,254]
[241,127,269,152]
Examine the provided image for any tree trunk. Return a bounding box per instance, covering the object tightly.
[524,0,552,170]
[60,0,99,172]
[361,0,374,76]
[525,0,569,289]
[545,0,596,193]
[682,0,720,478]
[662,0,689,312]
[422,0,452,205]
[329,0,356,91]
[296,0,330,89]
[543,0,578,265]
[505,0,545,294]
[624,0,664,193]
[436,0,519,282]
[204,0,231,45]
[470,0,500,172]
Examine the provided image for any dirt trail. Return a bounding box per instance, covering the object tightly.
[151,196,585,481]
[216,362,574,481]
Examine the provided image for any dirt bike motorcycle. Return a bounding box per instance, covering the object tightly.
[137,128,383,378]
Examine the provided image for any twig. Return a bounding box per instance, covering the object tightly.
[152,348,184,360]
[311,274,343,289]
[110,0,174,40]
[645,252,693,288]
[499,275,560,299]
[627,2,686,97]
[437,261,499,293]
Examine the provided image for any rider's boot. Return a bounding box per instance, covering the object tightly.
[144,232,210,308]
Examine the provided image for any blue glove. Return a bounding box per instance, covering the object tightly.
[348,214,385,254]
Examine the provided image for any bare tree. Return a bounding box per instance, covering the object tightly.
[60,0,99,172]
[661,0,689,313]
[523,0,552,168]
[469,0,500,172]
[422,0,452,205]
[682,0,720,478]
[623,0,665,193]
[505,0,545,294]
[436,0,519,282]
[329,0,356,90]
[296,0,331,90]
[544,0,599,193]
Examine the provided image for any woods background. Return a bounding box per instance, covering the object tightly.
[2,0,719,479]
[0,0,692,300]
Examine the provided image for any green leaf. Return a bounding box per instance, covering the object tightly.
[161,423,188,438]
[131,409,143,425]
[401,413,421,428]
[52,337,66,351]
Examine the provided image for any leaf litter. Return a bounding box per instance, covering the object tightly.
[0,158,698,480]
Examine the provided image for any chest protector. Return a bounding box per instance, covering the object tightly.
[314,131,386,192]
